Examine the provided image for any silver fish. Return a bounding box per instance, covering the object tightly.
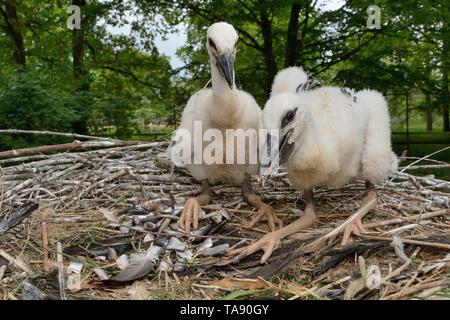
[173,262,186,272]
[167,237,187,252]
[197,238,214,253]
[94,268,109,280]
[143,222,158,231]
[198,243,230,256]
[108,248,118,260]
[190,224,213,239]
[21,280,45,300]
[132,214,157,225]
[177,249,193,261]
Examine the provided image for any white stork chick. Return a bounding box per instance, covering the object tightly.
[173,22,282,234]
[230,67,398,262]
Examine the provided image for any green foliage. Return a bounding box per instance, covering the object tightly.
[0,0,449,152]
[0,68,80,149]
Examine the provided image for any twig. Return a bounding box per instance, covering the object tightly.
[42,221,49,273]
[0,249,34,275]
[359,235,450,250]
[364,209,450,228]
[383,279,446,300]
[56,242,67,300]
[0,129,122,142]
[392,146,450,180]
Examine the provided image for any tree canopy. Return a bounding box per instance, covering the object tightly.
[0,0,449,149]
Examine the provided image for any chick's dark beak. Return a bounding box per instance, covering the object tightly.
[257,133,274,175]
[279,130,294,165]
[217,53,234,88]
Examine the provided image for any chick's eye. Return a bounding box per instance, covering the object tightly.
[286,111,295,121]
[208,38,217,50]
[281,108,297,128]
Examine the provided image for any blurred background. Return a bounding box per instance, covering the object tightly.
[0,0,448,178]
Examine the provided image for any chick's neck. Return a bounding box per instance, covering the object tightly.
[209,62,239,126]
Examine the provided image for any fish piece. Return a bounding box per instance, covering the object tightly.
[93,268,109,281]
[0,255,8,267]
[209,209,230,224]
[176,249,193,261]
[163,229,184,237]
[162,206,174,214]
[197,238,214,253]
[66,262,83,292]
[143,234,155,243]
[154,237,169,248]
[143,198,173,214]
[173,262,186,272]
[175,197,187,204]
[198,243,230,256]
[99,208,119,223]
[21,280,45,300]
[64,235,133,257]
[108,248,118,260]
[158,218,171,233]
[167,237,187,252]
[143,222,157,231]
[172,204,184,216]
[190,224,213,239]
[95,256,107,261]
[158,260,173,272]
[124,209,149,216]
[146,245,165,263]
[0,265,6,281]
[132,214,157,225]
[120,220,132,234]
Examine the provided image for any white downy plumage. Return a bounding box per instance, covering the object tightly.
[176,22,261,185]
[172,22,281,234]
[263,66,398,190]
[230,67,399,263]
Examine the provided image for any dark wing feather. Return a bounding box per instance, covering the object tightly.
[0,203,39,236]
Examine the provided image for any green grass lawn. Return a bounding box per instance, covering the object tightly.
[130,126,174,141]
[391,123,449,180]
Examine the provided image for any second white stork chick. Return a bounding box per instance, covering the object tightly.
[231,67,398,262]
[173,22,282,234]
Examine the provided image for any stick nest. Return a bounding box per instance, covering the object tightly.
[0,140,449,300]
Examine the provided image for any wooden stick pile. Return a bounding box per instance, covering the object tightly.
[0,131,449,300]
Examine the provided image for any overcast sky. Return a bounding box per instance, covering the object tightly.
[108,0,346,69]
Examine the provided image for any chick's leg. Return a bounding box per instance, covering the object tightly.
[242,174,282,232]
[341,181,377,246]
[230,189,317,263]
[179,179,211,234]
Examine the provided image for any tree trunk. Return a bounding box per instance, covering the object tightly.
[71,0,90,134]
[259,7,277,96]
[442,27,449,132]
[0,0,26,67]
[72,0,87,81]
[442,69,449,132]
[284,2,301,67]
